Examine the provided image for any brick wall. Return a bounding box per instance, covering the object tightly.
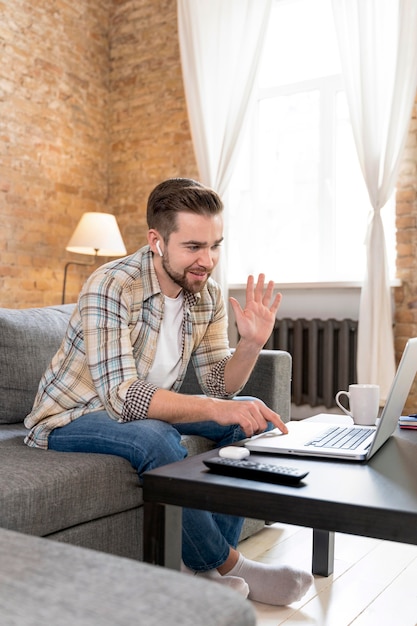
[1,0,417,407]
[394,99,417,410]
[0,0,197,306]
[108,0,197,254]
[0,0,112,306]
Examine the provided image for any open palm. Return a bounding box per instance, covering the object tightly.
[229,274,282,349]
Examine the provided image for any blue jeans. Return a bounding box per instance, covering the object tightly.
[48,400,270,572]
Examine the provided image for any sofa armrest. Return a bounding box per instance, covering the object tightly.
[237,349,291,422]
[180,349,292,423]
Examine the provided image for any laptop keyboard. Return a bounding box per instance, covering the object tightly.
[305,426,375,450]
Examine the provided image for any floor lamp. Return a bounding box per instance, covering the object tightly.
[62,212,127,304]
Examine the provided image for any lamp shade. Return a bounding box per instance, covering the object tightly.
[66,212,127,257]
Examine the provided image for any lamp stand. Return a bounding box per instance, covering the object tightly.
[61,251,98,304]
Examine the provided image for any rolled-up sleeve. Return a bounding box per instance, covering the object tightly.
[121,380,159,421]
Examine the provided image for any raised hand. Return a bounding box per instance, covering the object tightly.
[229,274,282,349]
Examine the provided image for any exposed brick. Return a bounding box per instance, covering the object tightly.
[395,93,417,375]
[0,0,112,308]
[396,188,416,203]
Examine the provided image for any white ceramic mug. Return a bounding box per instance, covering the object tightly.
[335,384,380,426]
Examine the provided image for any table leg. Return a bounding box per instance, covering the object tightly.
[143,502,182,570]
[312,529,334,576]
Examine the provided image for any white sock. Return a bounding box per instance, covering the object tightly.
[181,562,249,598]
[226,554,313,605]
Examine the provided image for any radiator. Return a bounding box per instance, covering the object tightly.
[265,318,358,408]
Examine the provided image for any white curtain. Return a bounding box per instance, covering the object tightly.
[332,0,417,401]
[177,0,272,292]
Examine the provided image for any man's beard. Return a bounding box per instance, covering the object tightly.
[161,254,211,294]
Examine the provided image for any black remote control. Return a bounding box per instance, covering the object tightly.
[203,457,309,485]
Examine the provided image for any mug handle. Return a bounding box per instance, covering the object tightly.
[335,390,353,418]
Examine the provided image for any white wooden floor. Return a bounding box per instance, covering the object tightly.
[238,522,417,625]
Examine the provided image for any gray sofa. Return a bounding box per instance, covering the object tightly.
[0,304,292,560]
[0,527,256,625]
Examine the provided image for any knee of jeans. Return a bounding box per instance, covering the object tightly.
[132,420,187,472]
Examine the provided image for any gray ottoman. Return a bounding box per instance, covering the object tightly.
[0,529,256,625]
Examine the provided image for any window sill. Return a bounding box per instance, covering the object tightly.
[228,279,402,290]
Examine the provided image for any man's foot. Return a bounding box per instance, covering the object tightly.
[226,553,313,605]
[181,562,249,597]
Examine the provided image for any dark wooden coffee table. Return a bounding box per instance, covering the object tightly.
[143,427,417,576]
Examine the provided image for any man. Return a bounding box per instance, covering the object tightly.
[25,178,313,605]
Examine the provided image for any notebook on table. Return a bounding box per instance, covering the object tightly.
[245,337,417,461]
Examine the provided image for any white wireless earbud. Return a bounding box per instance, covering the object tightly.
[156,241,163,257]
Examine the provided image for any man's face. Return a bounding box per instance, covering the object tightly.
[155,212,223,296]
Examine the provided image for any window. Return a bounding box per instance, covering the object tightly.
[227,0,395,285]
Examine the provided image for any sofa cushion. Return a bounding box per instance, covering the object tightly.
[0,305,74,424]
[0,528,256,626]
[0,439,143,536]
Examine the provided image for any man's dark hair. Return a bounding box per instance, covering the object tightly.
[146,178,223,241]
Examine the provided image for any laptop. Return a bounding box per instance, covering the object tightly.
[245,337,417,461]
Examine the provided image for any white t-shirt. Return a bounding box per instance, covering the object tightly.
[146,292,184,389]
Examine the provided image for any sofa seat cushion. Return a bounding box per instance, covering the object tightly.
[0,425,265,541]
[0,423,29,443]
[0,439,142,537]
[0,427,219,538]
[0,426,220,539]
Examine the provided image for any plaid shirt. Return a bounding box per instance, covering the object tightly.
[24,246,236,449]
